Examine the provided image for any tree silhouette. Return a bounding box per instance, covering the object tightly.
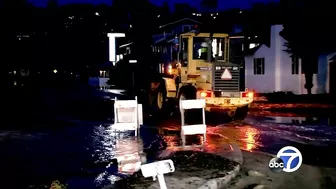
[174,3,197,16]
[44,1,63,72]
[111,0,130,29]
[47,0,58,8]
[0,0,29,8]
[281,0,336,94]
[161,1,170,15]
[200,0,218,10]
[110,0,158,97]
[129,0,157,93]
[1,0,35,73]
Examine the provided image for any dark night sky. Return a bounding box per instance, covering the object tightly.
[29,0,278,10]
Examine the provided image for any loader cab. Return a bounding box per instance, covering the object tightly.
[177,32,230,90]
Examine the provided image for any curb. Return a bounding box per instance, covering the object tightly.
[159,144,243,189]
[197,144,243,189]
[197,164,241,189]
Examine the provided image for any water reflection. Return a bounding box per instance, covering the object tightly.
[157,114,336,156]
[241,127,258,151]
[206,126,261,152]
[263,116,334,126]
[163,135,179,147]
[92,125,145,187]
[158,124,262,152]
[6,112,336,189]
[114,138,144,173]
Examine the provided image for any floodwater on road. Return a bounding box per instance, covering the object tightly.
[159,115,336,147]
[0,122,163,189]
[1,113,336,189]
[156,113,336,167]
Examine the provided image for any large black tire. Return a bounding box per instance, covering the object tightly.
[178,85,200,125]
[233,105,249,121]
[150,84,167,116]
[177,85,197,105]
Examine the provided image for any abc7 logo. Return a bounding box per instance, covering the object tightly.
[269,157,284,173]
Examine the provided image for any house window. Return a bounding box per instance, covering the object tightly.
[99,70,109,78]
[126,47,131,54]
[291,55,299,74]
[253,58,265,75]
[249,43,257,49]
[99,70,106,77]
[302,56,318,74]
[193,37,211,60]
[183,26,189,32]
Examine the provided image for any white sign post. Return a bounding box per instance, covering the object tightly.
[128,60,137,89]
[107,33,125,65]
[141,159,175,189]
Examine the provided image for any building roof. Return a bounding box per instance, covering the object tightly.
[330,54,336,61]
[154,34,179,44]
[97,62,113,69]
[279,30,287,40]
[244,45,262,56]
[159,18,202,28]
[242,25,273,56]
[154,29,203,44]
[119,42,133,48]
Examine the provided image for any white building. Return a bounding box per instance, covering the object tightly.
[88,40,133,90]
[88,62,111,89]
[244,24,336,94]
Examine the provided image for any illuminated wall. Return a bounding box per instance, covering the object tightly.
[244,25,326,94]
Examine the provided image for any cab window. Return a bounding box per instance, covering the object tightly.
[179,38,188,66]
[211,38,225,60]
[193,37,214,61]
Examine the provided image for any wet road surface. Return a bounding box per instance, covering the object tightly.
[1,113,336,189]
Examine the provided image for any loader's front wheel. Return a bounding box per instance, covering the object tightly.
[177,85,197,109]
[156,90,165,110]
[152,85,167,114]
[233,105,249,121]
[227,110,236,117]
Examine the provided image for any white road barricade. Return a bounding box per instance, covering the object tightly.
[112,96,143,136]
[179,99,207,146]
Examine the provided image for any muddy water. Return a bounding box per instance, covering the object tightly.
[0,123,164,189]
[1,111,335,189]
[157,113,336,167]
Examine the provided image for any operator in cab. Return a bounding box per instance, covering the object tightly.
[200,42,208,60]
[194,38,211,60]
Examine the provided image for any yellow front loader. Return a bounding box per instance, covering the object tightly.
[150,31,253,120]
